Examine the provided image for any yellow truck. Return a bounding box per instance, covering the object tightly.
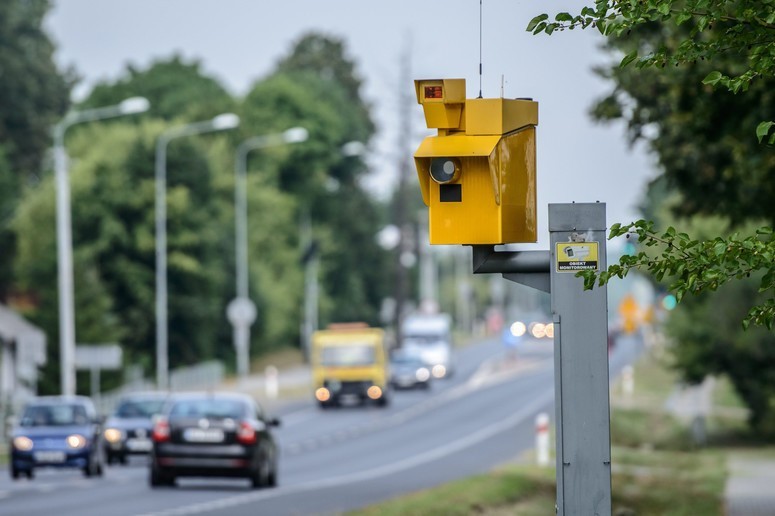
[311,323,390,408]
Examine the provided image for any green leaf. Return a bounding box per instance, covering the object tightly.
[675,12,693,25]
[555,12,573,23]
[620,50,639,68]
[527,14,549,32]
[756,121,774,144]
[702,71,723,86]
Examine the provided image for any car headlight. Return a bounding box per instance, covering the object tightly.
[432,364,447,378]
[367,386,383,400]
[416,368,431,382]
[104,428,123,443]
[13,436,33,451]
[315,387,331,402]
[66,434,87,449]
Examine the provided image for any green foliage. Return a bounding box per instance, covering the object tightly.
[80,54,235,122]
[243,35,389,327]
[529,0,775,142]
[581,221,775,328]
[7,28,389,391]
[275,32,375,138]
[531,1,775,434]
[666,277,775,434]
[0,0,70,177]
[0,0,70,300]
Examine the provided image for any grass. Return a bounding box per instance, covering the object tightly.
[351,465,556,516]
[348,341,730,516]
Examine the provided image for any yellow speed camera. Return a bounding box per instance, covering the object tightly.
[413,78,538,245]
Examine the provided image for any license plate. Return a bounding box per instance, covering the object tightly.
[126,438,152,451]
[34,451,66,463]
[183,429,224,443]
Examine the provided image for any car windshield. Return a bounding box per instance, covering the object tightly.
[20,404,89,427]
[169,399,246,419]
[404,335,447,346]
[319,344,375,366]
[391,355,424,366]
[115,399,166,419]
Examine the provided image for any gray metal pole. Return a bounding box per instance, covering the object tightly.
[155,114,240,390]
[234,145,251,379]
[52,99,149,396]
[549,202,611,515]
[54,127,77,397]
[418,210,437,306]
[155,137,169,391]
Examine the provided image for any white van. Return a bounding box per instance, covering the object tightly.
[401,313,455,379]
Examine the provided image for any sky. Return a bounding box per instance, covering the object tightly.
[45,0,656,248]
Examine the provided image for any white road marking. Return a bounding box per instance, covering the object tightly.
[281,356,551,456]
[134,389,554,516]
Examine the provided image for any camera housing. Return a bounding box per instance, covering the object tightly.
[413,79,538,245]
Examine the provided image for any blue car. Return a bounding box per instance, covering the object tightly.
[10,396,105,480]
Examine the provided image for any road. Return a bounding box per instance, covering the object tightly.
[0,333,641,516]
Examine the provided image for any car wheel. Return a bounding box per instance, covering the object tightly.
[266,465,277,488]
[150,465,174,488]
[250,464,264,489]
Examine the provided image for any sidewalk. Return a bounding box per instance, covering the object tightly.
[725,454,775,516]
[664,378,775,515]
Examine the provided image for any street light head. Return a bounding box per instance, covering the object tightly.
[341,140,366,158]
[212,113,240,130]
[283,127,308,144]
[119,97,150,115]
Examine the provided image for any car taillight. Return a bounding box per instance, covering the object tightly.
[152,418,170,442]
[237,422,257,445]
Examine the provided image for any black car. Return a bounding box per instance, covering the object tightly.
[149,392,280,488]
[103,392,168,464]
[389,353,432,390]
[9,396,105,479]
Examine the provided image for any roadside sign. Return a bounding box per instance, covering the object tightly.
[75,344,122,370]
[227,297,257,327]
[555,242,599,272]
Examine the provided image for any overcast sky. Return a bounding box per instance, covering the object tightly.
[45,0,656,247]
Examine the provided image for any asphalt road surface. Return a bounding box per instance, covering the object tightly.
[0,333,641,516]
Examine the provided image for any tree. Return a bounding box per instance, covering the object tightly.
[530,1,775,432]
[590,26,775,224]
[0,0,70,300]
[529,1,775,327]
[81,54,235,122]
[243,33,389,329]
[0,0,70,177]
[13,121,235,390]
[529,0,774,141]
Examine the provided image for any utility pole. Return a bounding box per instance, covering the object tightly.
[392,39,413,347]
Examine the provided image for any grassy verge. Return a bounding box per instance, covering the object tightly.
[349,343,729,516]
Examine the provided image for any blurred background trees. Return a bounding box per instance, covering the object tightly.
[2,0,392,394]
[582,6,775,433]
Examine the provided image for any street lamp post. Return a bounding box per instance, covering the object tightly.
[230,127,308,381]
[53,97,150,396]
[155,113,240,391]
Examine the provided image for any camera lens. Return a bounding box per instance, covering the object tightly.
[429,157,461,184]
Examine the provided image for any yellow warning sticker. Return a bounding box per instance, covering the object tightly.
[556,242,599,272]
